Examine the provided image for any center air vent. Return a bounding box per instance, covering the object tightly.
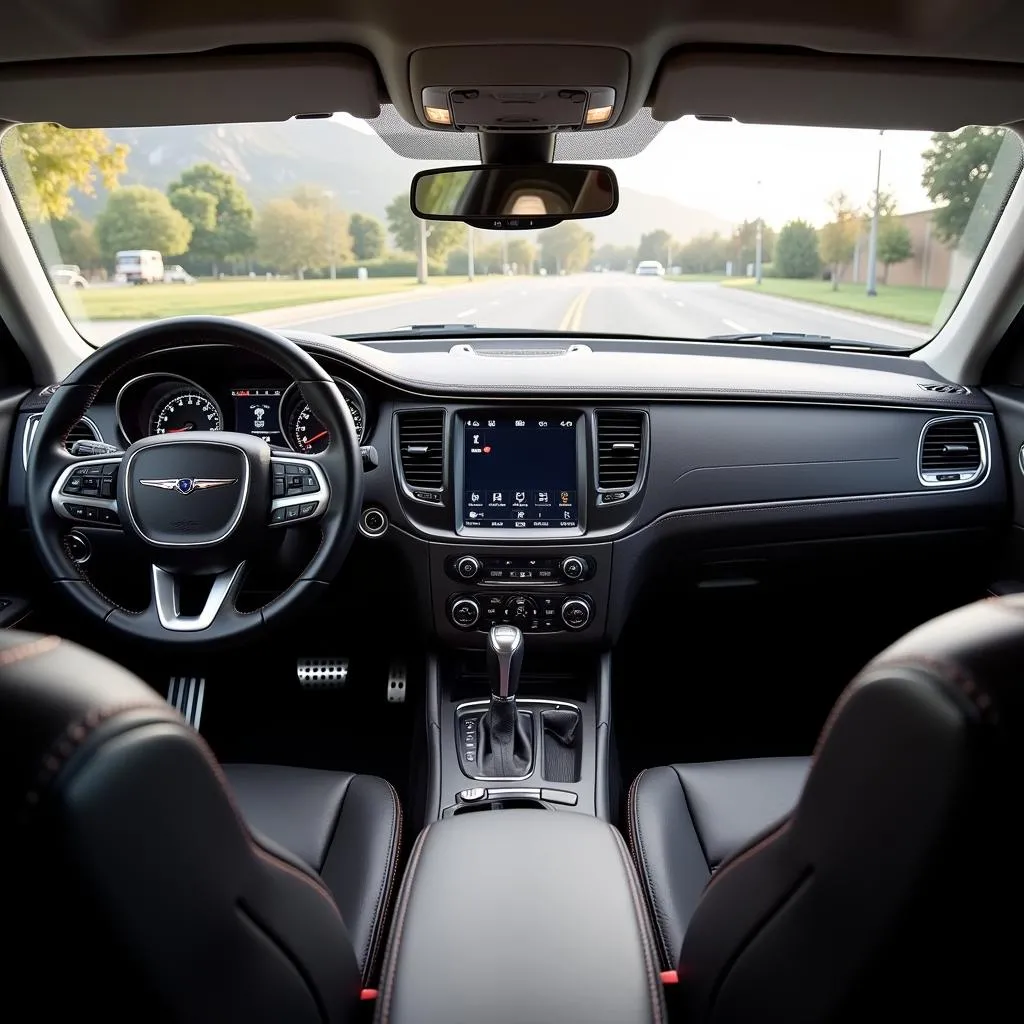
[396,409,446,498]
[596,411,645,494]
[918,416,987,486]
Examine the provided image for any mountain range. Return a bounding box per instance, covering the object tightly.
[76,119,732,248]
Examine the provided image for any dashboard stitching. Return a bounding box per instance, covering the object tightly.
[671,457,900,484]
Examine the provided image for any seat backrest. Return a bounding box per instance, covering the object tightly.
[2,631,360,1023]
[677,595,1020,1023]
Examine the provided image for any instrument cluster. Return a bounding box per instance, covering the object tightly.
[115,373,367,452]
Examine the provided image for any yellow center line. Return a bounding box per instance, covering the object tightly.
[558,288,591,332]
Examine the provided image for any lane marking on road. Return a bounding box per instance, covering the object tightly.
[722,318,748,332]
[559,288,592,331]
[457,308,477,318]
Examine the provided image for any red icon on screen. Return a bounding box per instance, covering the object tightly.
[483,445,491,453]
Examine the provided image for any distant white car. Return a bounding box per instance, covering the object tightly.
[635,260,666,277]
[50,266,88,288]
[163,265,196,284]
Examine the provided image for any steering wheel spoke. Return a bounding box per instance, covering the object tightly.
[269,453,330,527]
[150,563,247,632]
[50,454,124,529]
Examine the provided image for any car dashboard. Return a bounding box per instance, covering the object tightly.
[6,332,1007,648]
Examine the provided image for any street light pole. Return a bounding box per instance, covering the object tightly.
[866,130,884,297]
[467,225,475,282]
[754,179,763,285]
[417,218,429,285]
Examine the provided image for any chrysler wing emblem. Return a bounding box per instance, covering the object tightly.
[139,477,237,494]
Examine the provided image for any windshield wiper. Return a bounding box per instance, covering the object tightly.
[708,331,904,353]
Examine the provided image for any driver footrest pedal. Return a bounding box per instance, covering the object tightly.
[168,676,205,730]
[387,660,407,703]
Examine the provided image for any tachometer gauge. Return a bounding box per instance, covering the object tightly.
[282,380,365,453]
[151,390,223,435]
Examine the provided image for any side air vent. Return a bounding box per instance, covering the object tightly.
[22,414,101,468]
[918,416,987,486]
[918,382,969,396]
[595,411,645,497]
[396,409,446,499]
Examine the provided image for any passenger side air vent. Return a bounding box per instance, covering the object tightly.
[596,411,645,498]
[919,416,987,486]
[396,409,446,500]
[918,382,969,396]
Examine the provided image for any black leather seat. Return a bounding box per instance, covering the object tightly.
[628,756,810,966]
[628,596,1019,1021]
[4,632,400,1023]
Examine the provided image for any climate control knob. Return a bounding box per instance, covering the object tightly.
[450,597,481,629]
[560,556,586,581]
[455,555,481,580]
[560,598,591,630]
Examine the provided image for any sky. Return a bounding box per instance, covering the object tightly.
[606,118,936,229]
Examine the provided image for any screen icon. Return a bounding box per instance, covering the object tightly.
[469,492,480,503]
[515,419,526,427]
[563,510,572,520]
[514,490,526,503]
[538,420,548,428]
[472,434,480,444]
[468,511,480,519]
[491,491,503,503]
[469,420,480,427]
[560,491,570,504]
[536,491,549,504]
[487,419,496,428]
[517,511,525,519]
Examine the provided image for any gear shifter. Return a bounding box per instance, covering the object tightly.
[477,624,533,777]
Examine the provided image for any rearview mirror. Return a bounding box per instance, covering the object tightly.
[410,163,618,230]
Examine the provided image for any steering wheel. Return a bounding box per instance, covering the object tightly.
[26,317,363,646]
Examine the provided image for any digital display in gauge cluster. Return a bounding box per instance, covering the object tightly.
[231,387,284,444]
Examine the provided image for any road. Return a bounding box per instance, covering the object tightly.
[83,273,930,349]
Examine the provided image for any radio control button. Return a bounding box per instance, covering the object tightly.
[560,556,586,580]
[455,555,481,579]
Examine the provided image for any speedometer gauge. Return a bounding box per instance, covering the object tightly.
[280,379,365,453]
[151,390,223,435]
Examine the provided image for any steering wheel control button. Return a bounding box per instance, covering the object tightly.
[359,507,388,537]
[450,597,481,629]
[271,507,287,524]
[66,531,91,564]
[560,597,592,630]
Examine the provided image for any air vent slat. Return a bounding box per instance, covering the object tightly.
[596,412,644,491]
[919,417,985,485]
[397,410,446,491]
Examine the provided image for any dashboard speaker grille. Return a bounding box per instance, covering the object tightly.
[596,411,644,490]
[397,409,446,490]
[919,417,986,485]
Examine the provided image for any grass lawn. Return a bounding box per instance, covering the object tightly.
[61,276,471,320]
[723,277,944,326]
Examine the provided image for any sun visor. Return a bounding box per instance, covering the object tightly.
[652,52,1024,130]
[0,51,381,127]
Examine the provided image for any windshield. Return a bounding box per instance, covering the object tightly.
[2,116,1021,349]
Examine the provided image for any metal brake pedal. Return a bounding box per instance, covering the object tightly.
[387,660,407,703]
[297,657,349,688]
[168,677,205,730]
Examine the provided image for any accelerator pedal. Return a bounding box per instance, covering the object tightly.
[168,676,206,730]
[387,660,407,704]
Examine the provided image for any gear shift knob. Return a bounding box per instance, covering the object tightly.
[487,624,524,699]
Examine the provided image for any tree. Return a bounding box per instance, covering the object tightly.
[677,233,730,274]
[593,244,637,271]
[95,186,192,260]
[506,238,536,274]
[167,163,256,273]
[385,193,463,259]
[877,219,913,283]
[540,222,594,274]
[256,198,325,278]
[637,229,675,265]
[730,219,775,273]
[290,186,352,271]
[818,192,859,290]
[774,220,821,279]
[51,215,101,272]
[921,127,1007,244]
[2,123,127,222]
[349,213,386,260]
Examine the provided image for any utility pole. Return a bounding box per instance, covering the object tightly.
[754,179,763,285]
[467,225,475,282]
[501,232,509,273]
[417,219,429,285]
[324,190,336,280]
[866,130,884,297]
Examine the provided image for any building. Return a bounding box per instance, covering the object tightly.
[849,209,954,289]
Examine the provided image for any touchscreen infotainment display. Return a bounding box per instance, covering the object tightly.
[462,415,578,530]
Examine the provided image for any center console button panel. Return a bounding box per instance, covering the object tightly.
[445,553,593,584]
[449,592,592,633]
